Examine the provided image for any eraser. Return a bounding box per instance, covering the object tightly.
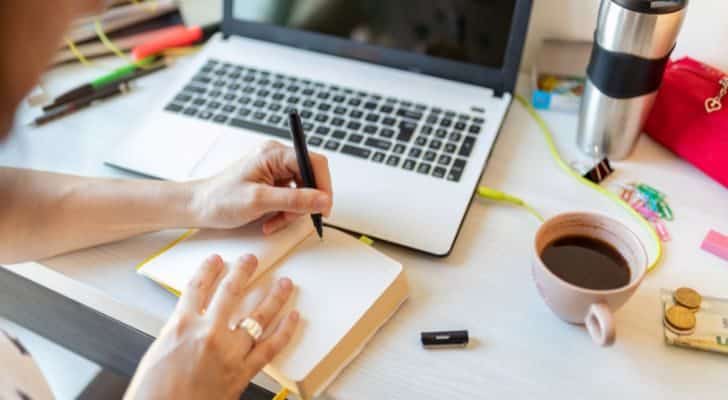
[421,330,469,349]
[701,230,728,261]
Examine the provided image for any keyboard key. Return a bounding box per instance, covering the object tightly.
[224,93,236,101]
[272,81,285,89]
[363,125,378,134]
[341,144,371,159]
[308,136,323,147]
[473,117,485,124]
[213,115,228,124]
[444,143,457,153]
[438,154,452,165]
[253,111,266,120]
[237,96,251,105]
[417,163,431,175]
[347,121,361,131]
[393,144,406,154]
[440,118,452,128]
[380,105,394,114]
[230,118,290,139]
[199,110,213,120]
[269,115,282,124]
[331,117,345,127]
[382,117,396,126]
[314,114,328,123]
[431,107,442,114]
[272,93,285,101]
[397,121,417,142]
[429,140,442,150]
[432,166,447,178]
[350,110,363,119]
[435,128,447,139]
[423,151,436,162]
[459,136,476,157]
[317,92,330,100]
[315,126,330,135]
[333,95,346,103]
[332,130,346,139]
[448,159,467,182]
[454,121,467,131]
[207,101,222,110]
[257,90,270,98]
[450,132,462,142]
[402,159,416,170]
[365,113,380,123]
[380,128,395,138]
[469,124,482,134]
[409,148,422,158]
[193,97,207,106]
[269,103,282,112]
[222,104,236,113]
[287,96,300,104]
[334,106,347,115]
[175,93,192,102]
[397,109,423,120]
[427,115,438,124]
[348,134,364,144]
[348,98,361,106]
[325,140,340,151]
[414,136,427,146]
[301,110,312,119]
[445,111,456,118]
[318,103,331,111]
[183,107,198,116]
[364,102,378,110]
[303,122,313,131]
[365,137,392,151]
[165,103,183,113]
[287,85,300,93]
[421,125,433,135]
[253,100,266,108]
[386,155,400,166]
[209,90,222,98]
[303,99,316,107]
[415,103,426,110]
[372,152,386,163]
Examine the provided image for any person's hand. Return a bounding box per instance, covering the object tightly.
[189,141,333,235]
[124,254,298,400]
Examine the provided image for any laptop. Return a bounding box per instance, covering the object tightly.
[107,0,533,256]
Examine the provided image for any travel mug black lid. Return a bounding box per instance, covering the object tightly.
[612,0,687,14]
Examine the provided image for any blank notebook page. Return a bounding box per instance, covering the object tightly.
[137,218,313,291]
[248,227,403,383]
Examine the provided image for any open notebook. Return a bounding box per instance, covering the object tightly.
[137,219,408,399]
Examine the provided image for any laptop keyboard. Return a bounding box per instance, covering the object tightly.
[164,59,486,182]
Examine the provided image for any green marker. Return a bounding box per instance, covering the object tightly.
[46,56,156,109]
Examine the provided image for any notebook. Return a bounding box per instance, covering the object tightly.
[136,219,408,399]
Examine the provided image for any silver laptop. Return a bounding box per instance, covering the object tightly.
[107,0,533,256]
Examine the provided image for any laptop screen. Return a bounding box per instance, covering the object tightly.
[232,0,517,71]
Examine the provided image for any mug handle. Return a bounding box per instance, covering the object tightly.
[584,303,616,346]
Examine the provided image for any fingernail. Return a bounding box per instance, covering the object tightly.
[207,254,221,264]
[314,194,330,211]
[290,310,300,322]
[279,277,292,290]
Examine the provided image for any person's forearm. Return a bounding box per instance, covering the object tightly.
[0,167,200,264]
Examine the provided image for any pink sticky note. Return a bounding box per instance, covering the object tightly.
[701,230,728,261]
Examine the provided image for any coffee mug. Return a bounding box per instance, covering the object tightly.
[532,212,648,346]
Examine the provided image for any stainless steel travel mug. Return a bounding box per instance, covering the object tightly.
[577,0,687,159]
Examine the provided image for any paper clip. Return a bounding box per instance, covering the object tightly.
[654,220,671,242]
[657,199,674,221]
[637,183,665,200]
[620,187,634,202]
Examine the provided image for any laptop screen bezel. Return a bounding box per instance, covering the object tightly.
[221,0,532,96]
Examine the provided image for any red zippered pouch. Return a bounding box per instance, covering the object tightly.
[644,57,728,188]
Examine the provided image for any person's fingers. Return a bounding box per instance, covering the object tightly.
[258,142,333,216]
[239,310,299,383]
[251,185,331,216]
[247,277,294,332]
[178,254,224,315]
[206,255,258,326]
[262,212,303,235]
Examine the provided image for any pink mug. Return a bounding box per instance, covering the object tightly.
[532,212,648,346]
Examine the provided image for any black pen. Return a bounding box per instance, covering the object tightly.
[288,111,324,239]
[33,82,131,126]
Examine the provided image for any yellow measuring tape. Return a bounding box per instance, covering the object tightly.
[478,96,662,273]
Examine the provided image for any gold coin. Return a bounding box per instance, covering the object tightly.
[665,305,696,331]
[674,287,702,310]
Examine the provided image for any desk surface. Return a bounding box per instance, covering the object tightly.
[2,58,727,399]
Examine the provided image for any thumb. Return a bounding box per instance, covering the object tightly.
[252,186,332,215]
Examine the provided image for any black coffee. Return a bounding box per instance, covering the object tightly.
[540,235,630,290]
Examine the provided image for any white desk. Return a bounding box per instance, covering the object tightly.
[2,58,727,399]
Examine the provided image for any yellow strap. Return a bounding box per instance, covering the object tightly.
[476,187,544,222]
[514,95,663,272]
[94,19,131,62]
[65,38,94,66]
[272,387,289,400]
[359,235,374,246]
